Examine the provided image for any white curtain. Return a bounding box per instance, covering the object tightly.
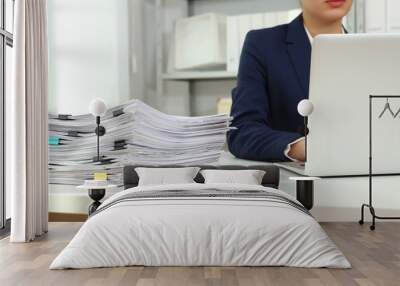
[8,0,49,242]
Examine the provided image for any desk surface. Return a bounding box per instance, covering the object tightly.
[218,151,400,178]
[217,151,274,166]
[218,151,305,176]
[274,162,306,176]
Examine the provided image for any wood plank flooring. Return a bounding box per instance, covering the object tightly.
[0,222,399,286]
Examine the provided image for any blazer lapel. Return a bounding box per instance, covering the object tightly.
[286,14,312,98]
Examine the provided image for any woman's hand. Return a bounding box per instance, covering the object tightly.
[288,139,306,162]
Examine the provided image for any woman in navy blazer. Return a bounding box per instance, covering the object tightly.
[227,0,352,162]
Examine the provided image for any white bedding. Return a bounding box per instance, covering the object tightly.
[50,183,351,269]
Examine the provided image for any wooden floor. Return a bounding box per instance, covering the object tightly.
[0,222,399,286]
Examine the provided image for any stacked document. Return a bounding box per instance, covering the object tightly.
[49,99,232,187]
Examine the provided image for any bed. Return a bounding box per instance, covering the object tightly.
[50,165,350,269]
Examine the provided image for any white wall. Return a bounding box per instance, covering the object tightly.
[47,0,131,115]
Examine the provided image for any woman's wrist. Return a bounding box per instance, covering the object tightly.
[287,139,306,162]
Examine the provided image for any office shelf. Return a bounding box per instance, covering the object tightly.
[163,71,237,80]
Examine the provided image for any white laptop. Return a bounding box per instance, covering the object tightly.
[303,34,400,177]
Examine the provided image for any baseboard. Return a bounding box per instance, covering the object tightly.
[48,212,88,222]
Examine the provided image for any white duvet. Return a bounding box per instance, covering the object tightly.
[50,183,351,269]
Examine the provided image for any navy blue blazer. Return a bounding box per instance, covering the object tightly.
[227,15,311,162]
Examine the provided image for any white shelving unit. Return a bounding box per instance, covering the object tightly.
[163,70,237,80]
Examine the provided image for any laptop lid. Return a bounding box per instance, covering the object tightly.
[306,34,400,176]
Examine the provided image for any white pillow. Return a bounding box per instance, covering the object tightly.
[135,167,200,186]
[200,169,266,185]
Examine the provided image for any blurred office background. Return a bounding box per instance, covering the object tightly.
[47,0,399,118]
[42,0,400,214]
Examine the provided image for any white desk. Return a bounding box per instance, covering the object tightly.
[217,151,274,166]
[218,152,400,222]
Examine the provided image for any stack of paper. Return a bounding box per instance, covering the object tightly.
[48,99,232,187]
